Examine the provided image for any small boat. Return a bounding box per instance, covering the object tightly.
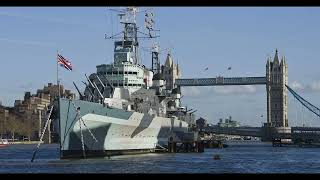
[0,139,9,147]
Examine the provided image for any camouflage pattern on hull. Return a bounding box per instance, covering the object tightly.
[57,98,188,158]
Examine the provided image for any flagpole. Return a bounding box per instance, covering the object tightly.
[57,50,60,98]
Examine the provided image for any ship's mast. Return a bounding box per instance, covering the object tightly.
[144,9,161,74]
[120,7,139,65]
[106,7,159,67]
[151,44,160,74]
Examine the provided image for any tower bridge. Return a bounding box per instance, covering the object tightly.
[174,49,320,142]
[175,76,266,86]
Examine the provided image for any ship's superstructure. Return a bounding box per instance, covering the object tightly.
[54,7,195,158]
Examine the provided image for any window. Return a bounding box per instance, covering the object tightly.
[285,97,286,105]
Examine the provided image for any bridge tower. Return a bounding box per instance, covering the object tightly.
[266,49,288,127]
[162,53,181,90]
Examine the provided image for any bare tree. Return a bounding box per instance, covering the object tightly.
[0,116,4,137]
[22,118,37,141]
[6,115,21,142]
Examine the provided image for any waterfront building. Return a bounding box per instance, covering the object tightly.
[0,106,9,138]
[217,116,240,127]
[0,83,75,142]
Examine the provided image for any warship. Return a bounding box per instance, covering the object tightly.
[52,7,196,158]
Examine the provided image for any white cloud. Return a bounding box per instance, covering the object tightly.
[181,86,202,97]
[289,80,320,93]
[291,81,305,91]
[310,81,320,92]
[212,85,256,95]
[181,80,320,99]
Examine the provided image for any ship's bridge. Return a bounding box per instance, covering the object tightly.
[114,41,135,64]
[95,63,145,90]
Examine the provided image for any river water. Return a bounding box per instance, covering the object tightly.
[0,141,319,173]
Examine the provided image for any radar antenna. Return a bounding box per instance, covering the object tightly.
[105,7,159,40]
[104,7,160,66]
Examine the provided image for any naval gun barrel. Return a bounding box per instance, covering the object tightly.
[104,75,114,90]
[85,74,95,88]
[93,81,104,100]
[73,82,84,100]
[81,81,95,98]
[95,74,106,89]
[190,110,197,114]
[84,74,103,102]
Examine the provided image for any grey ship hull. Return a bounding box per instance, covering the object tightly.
[56,98,188,158]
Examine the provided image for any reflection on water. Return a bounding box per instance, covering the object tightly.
[0,142,320,173]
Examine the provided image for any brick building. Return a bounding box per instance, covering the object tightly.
[0,83,75,142]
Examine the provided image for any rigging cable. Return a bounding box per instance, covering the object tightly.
[78,112,86,158]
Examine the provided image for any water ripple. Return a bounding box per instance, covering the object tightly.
[1,142,320,173]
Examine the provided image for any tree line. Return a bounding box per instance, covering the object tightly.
[0,110,39,141]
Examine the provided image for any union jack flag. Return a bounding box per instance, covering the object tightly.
[57,54,72,71]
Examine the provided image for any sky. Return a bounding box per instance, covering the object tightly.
[1,7,320,127]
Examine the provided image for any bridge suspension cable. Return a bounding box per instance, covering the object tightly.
[286,84,320,118]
